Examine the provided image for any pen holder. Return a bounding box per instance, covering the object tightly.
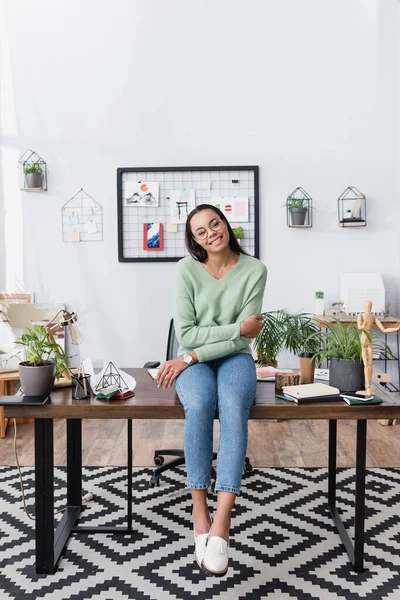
[275,372,300,394]
[72,374,91,399]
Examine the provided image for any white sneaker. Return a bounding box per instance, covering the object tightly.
[201,536,229,576]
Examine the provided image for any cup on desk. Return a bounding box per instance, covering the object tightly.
[71,374,91,399]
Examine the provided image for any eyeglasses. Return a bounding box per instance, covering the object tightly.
[193,218,224,241]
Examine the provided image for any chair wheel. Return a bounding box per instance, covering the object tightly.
[154,455,164,466]
[244,458,253,475]
[150,476,160,487]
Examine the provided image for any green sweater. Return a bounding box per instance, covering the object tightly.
[174,253,267,362]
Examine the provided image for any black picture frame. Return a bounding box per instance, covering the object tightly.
[117,165,259,263]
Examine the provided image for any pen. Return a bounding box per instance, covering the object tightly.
[275,394,294,402]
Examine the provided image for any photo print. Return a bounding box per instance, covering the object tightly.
[143,223,163,250]
[125,181,159,207]
[211,196,249,222]
[169,189,195,223]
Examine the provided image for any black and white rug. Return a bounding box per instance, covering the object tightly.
[1,466,400,599]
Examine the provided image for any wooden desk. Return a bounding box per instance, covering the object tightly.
[4,368,400,575]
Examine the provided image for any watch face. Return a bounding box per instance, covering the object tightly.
[184,354,193,365]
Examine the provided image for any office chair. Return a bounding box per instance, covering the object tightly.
[144,318,253,489]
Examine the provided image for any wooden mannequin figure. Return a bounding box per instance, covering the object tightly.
[357,300,400,396]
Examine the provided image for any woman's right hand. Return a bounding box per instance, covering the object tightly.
[240,314,264,338]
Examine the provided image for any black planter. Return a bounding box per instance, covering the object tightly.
[329,358,365,393]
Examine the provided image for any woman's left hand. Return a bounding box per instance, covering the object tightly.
[157,358,187,389]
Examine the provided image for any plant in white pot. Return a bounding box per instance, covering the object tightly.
[15,325,69,396]
[315,291,324,315]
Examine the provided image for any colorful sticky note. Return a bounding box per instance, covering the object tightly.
[166,223,178,233]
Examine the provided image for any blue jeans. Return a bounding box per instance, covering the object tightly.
[175,353,257,495]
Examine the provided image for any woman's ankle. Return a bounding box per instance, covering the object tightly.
[192,507,212,535]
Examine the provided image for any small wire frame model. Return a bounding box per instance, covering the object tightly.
[286,187,313,228]
[62,188,103,242]
[18,149,47,191]
[95,362,129,392]
[338,186,366,227]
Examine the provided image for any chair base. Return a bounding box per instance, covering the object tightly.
[149,450,253,489]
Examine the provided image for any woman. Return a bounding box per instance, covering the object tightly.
[157,204,267,576]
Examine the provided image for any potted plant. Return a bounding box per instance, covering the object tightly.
[287,198,309,226]
[254,310,288,367]
[14,325,69,396]
[283,313,322,384]
[24,161,42,189]
[315,291,324,316]
[232,226,244,240]
[254,311,321,382]
[309,318,392,393]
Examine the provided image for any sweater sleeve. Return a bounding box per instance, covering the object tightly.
[194,277,267,362]
[174,264,241,347]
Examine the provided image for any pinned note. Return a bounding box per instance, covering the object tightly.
[83,219,98,234]
[68,230,80,242]
[166,223,178,233]
[69,211,80,225]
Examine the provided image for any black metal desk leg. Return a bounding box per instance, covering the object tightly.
[67,419,82,506]
[354,419,367,572]
[34,418,54,574]
[328,419,337,509]
[127,419,132,532]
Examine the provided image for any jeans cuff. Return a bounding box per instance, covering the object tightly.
[187,482,210,490]
[215,485,241,495]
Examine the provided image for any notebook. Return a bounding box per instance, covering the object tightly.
[0,395,50,406]
[341,395,383,405]
[282,383,340,401]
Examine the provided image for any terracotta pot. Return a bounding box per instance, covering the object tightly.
[299,352,316,384]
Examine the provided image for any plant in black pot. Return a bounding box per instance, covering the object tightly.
[15,325,69,396]
[309,318,392,393]
[24,161,42,189]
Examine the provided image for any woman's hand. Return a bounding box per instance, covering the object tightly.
[240,314,264,338]
[157,358,187,389]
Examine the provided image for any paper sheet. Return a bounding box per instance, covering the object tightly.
[82,358,137,394]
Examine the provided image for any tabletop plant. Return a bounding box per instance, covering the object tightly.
[15,324,68,379]
[254,310,322,367]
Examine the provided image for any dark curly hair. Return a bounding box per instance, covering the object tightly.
[185,204,248,263]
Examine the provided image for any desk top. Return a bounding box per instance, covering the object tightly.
[315,314,400,329]
[4,368,400,420]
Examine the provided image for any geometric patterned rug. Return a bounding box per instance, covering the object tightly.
[1,466,400,600]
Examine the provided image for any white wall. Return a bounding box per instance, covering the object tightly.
[0,0,399,368]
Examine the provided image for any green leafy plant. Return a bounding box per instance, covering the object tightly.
[315,291,324,299]
[254,310,322,366]
[287,198,308,209]
[14,325,68,379]
[24,161,42,174]
[308,318,392,366]
[232,226,244,240]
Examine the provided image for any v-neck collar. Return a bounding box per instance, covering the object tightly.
[197,253,242,281]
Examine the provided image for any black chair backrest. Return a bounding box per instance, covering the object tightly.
[166,319,179,361]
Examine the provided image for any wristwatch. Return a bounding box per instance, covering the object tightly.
[183,354,194,366]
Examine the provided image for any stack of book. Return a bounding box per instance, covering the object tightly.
[280,383,341,404]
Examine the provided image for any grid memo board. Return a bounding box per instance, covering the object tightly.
[117,166,259,262]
